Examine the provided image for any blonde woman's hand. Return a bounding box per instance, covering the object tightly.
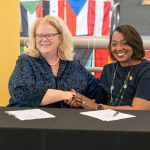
[64,89,81,108]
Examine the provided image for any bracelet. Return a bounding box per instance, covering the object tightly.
[96,104,104,110]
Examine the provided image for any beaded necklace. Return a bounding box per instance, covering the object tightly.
[109,63,133,106]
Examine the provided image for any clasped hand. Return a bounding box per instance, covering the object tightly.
[64,90,97,109]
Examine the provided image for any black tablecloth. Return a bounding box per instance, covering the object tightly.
[0,107,150,150]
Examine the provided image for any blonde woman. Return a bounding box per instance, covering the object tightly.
[8,16,99,107]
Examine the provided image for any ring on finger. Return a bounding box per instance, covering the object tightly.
[82,101,85,105]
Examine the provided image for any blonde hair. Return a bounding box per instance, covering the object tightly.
[24,15,74,61]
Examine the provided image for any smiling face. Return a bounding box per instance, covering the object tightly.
[35,22,61,57]
[111,31,135,66]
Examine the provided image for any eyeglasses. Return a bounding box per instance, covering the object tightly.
[35,33,60,41]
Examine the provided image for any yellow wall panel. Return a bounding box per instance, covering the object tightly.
[0,1,20,106]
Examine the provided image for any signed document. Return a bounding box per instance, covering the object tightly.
[80,109,136,121]
[5,109,55,121]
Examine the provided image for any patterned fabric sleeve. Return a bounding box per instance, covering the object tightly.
[8,56,48,107]
[78,63,100,99]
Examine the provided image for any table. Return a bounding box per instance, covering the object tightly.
[0,107,150,150]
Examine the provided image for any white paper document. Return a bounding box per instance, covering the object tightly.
[80,109,136,121]
[5,109,55,121]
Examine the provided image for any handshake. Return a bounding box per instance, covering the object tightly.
[64,89,98,109]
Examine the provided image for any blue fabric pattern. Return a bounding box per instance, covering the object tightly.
[8,54,99,107]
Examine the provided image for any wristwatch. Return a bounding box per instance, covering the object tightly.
[96,104,104,110]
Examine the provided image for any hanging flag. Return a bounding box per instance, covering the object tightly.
[20,0,40,14]
[74,48,93,66]
[145,50,150,59]
[93,0,111,78]
[43,0,88,35]
[20,0,42,37]
[88,0,110,36]
[43,0,111,36]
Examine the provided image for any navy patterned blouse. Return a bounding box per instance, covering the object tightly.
[8,54,99,108]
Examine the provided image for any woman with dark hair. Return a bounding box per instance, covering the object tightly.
[68,25,150,110]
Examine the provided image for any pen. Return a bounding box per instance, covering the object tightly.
[113,111,119,117]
